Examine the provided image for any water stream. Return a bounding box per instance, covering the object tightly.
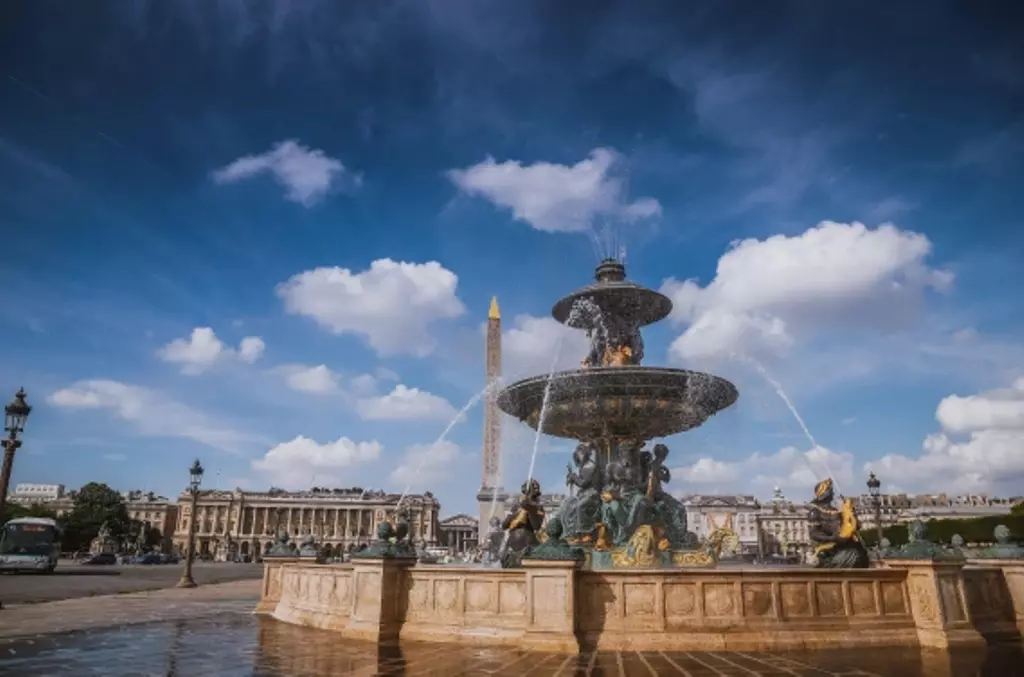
[740,355,842,496]
[396,380,501,511]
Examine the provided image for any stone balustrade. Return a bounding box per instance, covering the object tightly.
[255,557,1016,652]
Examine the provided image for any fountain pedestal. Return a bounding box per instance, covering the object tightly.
[522,559,580,652]
[254,555,299,615]
[346,556,417,644]
[886,559,985,649]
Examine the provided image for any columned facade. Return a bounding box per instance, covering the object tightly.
[172,488,441,560]
[439,514,479,554]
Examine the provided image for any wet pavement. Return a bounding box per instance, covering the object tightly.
[0,612,1021,677]
[0,562,264,605]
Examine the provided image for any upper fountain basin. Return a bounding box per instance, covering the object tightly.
[551,282,672,329]
[496,367,738,441]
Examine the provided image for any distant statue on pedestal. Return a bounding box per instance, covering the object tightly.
[808,478,869,569]
[500,479,546,568]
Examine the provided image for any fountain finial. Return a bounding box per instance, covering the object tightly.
[595,258,626,284]
[488,296,500,320]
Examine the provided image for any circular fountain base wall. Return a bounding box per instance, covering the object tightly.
[496,367,739,441]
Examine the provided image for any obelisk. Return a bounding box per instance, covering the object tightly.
[476,296,504,542]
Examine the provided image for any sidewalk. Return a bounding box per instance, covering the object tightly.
[0,579,259,639]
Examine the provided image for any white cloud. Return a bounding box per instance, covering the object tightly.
[47,380,264,454]
[935,378,1024,433]
[661,221,953,363]
[276,259,466,356]
[674,444,855,500]
[389,441,463,489]
[157,327,265,374]
[283,364,341,394]
[356,385,458,421]
[449,148,661,233]
[211,139,356,207]
[871,379,1024,494]
[252,435,382,489]
[500,314,592,379]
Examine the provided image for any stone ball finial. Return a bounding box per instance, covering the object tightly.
[908,520,926,542]
[994,524,1011,544]
[951,534,965,548]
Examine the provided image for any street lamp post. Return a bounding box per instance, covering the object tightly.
[176,459,204,589]
[867,471,883,547]
[0,388,32,523]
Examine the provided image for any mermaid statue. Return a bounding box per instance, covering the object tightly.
[807,478,869,569]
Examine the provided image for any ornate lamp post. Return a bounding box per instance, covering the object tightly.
[0,388,31,523]
[867,471,883,547]
[176,459,204,588]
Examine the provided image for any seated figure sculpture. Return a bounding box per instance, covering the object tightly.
[807,478,869,569]
[558,442,603,543]
[500,479,546,569]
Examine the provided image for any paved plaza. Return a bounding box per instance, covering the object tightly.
[0,580,1019,676]
[0,561,263,605]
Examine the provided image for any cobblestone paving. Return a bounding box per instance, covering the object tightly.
[0,561,264,605]
[0,583,1020,676]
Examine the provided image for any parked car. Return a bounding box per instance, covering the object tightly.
[81,552,117,565]
[138,553,163,565]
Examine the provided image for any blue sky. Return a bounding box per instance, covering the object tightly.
[2,1,1022,516]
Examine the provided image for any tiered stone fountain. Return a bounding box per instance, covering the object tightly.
[256,259,1011,655]
[496,258,738,568]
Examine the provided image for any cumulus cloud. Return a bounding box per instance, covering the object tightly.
[211,139,357,206]
[276,259,466,357]
[48,379,265,454]
[281,364,341,394]
[449,148,660,233]
[661,221,953,363]
[674,444,855,500]
[356,384,458,421]
[389,441,463,488]
[158,327,265,374]
[871,379,1024,494]
[500,314,592,379]
[252,435,382,488]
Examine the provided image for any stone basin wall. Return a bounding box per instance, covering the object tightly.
[257,557,1014,652]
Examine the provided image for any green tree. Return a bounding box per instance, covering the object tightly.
[1010,503,1024,517]
[58,482,130,552]
[3,503,58,521]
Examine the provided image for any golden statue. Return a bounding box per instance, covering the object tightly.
[603,345,633,367]
[808,477,869,568]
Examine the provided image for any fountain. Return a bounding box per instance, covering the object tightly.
[256,258,1010,654]
[495,258,738,568]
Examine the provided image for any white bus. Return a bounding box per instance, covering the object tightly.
[0,516,61,573]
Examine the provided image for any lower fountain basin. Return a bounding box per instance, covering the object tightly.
[495,367,738,441]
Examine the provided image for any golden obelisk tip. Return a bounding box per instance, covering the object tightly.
[488,296,500,320]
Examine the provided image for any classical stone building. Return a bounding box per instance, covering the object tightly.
[679,494,761,552]
[438,514,479,554]
[123,490,177,551]
[171,487,441,560]
[755,488,812,560]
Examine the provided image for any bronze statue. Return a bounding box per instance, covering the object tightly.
[808,478,869,568]
[500,479,546,568]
